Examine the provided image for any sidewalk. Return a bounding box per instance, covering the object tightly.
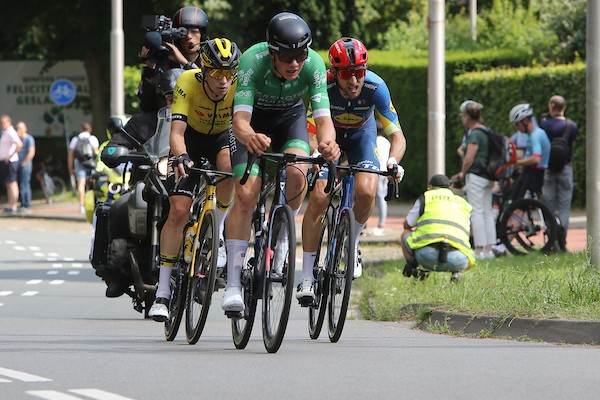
[0,198,595,345]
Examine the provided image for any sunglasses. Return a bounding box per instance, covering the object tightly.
[336,67,367,80]
[276,50,308,64]
[205,68,237,79]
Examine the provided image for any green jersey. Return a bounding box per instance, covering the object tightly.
[234,42,331,118]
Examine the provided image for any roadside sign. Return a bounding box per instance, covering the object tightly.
[49,78,77,106]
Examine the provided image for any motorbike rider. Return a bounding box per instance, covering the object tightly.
[98,68,184,298]
[138,6,209,113]
[148,38,241,322]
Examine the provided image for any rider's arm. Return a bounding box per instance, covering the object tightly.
[170,120,188,157]
[461,143,478,175]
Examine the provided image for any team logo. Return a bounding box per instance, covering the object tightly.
[334,113,363,125]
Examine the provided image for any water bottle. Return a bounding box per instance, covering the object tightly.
[184,223,197,263]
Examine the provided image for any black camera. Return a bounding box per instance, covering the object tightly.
[141,15,188,64]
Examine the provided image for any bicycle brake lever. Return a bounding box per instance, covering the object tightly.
[324,160,336,194]
[385,165,399,201]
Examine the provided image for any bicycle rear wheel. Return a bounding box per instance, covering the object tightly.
[50,176,67,202]
[185,209,218,344]
[164,253,188,341]
[498,198,557,255]
[262,205,295,353]
[309,207,333,340]
[327,208,355,343]
[231,249,259,349]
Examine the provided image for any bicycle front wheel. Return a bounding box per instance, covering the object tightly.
[262,205,295,353]
[231,248,259,349]
[164,252,188,341]
[185,209,218,344]
[498,198,557,255]
[309,206,333,340]
[327,208,355,343]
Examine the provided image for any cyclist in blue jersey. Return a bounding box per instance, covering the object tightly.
[300,37,406,302]
[222,12,340,312]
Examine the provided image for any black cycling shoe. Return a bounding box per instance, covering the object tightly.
[402,261,418,278]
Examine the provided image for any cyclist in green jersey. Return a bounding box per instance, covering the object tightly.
[222,12,340,312]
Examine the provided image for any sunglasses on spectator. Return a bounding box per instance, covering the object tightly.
[276,49,308,64]
[336,67,367,80]
[205,68,237,79]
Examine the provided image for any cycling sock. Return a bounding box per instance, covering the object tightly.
[353,220,366,249]
[302,251,317,280]
[216,199,231,241]
[225,239,248,287]
[156,253,177,299]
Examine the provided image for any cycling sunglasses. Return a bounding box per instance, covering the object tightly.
[205,68,237,79]
[276,49,308,64]
[336,67,367,80]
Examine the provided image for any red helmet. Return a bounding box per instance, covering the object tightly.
[328,37,368,68]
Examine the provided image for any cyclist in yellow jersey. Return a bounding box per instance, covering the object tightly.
[149,38,241,322]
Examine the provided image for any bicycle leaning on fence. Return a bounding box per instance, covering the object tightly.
[163,159,232,344]
[308,163,400,342]
[228,151,334,353]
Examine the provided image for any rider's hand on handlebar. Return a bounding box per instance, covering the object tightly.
[173,153,194,180]
[247,133,271,155]
[318,139,340,162]
[387,157,404,182]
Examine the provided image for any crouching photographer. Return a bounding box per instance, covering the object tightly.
[138,6,209,113]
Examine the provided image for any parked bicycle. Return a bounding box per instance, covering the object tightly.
[308,163,399,342]
[228,152,334,353]
[164,160,232,344]
[35,157,67,203]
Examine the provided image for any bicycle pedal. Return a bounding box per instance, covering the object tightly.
[224,310,243,319]
[215,277,226,290]
[298,297,314,307]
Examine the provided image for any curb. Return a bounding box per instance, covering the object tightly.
[418,310,600,345]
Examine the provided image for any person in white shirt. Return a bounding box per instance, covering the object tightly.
[0,115,23,213]
[68,122,99,213]
[371,122,391,236]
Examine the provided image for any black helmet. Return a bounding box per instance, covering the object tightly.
[172,6,208,41]
[201,38,241,69]
[158,68,184,96]
[266,12,312,51]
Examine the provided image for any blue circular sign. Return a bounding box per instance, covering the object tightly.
[49,79,77,106]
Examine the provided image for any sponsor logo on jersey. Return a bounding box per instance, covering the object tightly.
[334,113,364,125]
[175,87,186,98]
[310,93,322,103]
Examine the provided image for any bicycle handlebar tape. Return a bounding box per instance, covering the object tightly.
[240,152,258,185]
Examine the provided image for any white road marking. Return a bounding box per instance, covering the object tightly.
[47,258,58,262]
[49,280,65,285]
[68,271,80,275]
[4,240,16,244]
[13,246,26,251]
[29,246,41,251]
[70,388,136,400]
[72,263,83,268]
[0,304,3,307]
[26,280,43,285]
[21,291,38,296]
[0,377,9,382]
[52,264,63,268]
[47,271,59,275]
[0,367,52,382]
[63,257,75,261]
[0,291,13,296]
[47,252,59,257]
[33,252,45,257]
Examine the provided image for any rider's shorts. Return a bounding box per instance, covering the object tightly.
[167,128,229,198]
[229,104,311,179]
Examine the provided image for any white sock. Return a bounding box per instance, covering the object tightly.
[302,251,317,280]
[156,266,173,300]
[216,207,229,241]
[354,219,366,249]
[225,239,247,288]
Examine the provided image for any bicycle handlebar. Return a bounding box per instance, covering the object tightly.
[333,164,400,201]
[239,152,335,193]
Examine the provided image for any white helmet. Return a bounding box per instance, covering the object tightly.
[509,103,533,123]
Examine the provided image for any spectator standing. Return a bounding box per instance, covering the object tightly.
[541,95,577,233]
[401,174,475,282]
[372,122,391,236]
[16,121,35,210]
[455,100,496,260]
[68,122,99,213]
[0,115,23,213]
[508,104,551,201]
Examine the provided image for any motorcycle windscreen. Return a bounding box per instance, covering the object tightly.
[143,105,172,159]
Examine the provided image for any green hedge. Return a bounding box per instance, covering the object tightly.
[450,63,586,207]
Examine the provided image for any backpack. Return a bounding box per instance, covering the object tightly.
[547,120,573,173]
[74,136,97,169]
[481,127,517,181]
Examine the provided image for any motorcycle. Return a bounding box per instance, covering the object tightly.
[90,106,171,317]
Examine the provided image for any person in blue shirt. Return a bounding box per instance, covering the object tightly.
[508,103,551,201]
[15,122,35,210]
[301,37,406,303]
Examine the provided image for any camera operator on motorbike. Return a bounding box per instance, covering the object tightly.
[98,68,184,299]
[138,6,209,113]
[148,38,241,322]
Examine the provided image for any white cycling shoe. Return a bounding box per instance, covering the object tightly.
[222,286,244,312]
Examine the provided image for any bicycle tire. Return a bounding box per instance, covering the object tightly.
[327,208,355,343]
[185,209,218,344]
[498,198,557,256]
[308,206,333,340]
[262,205,295,353]
[50,176,67,202]
[164,252,188,341]
[231,249,259,349]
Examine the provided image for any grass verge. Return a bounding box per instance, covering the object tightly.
[356,249,600,322]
